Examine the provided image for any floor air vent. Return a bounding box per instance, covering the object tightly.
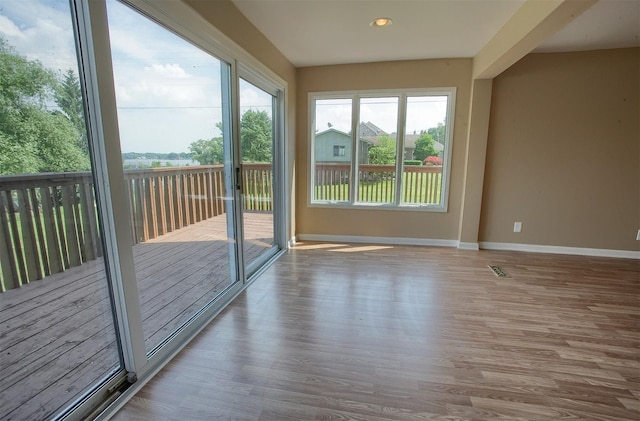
[488,265,511,278]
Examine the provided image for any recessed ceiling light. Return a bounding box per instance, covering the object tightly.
[370,17,392,28]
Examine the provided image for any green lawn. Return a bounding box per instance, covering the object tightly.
[315,173,442,204]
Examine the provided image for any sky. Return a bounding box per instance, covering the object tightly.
[0,0,271,154]
[315,96,448,136]
[1,0,445,154]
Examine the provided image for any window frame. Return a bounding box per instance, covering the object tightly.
[308,88,456,212]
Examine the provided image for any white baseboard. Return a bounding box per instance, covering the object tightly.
[295,236,639,259]
[479,242,640,260]
[287,236,297,249]
[297,234,458,248]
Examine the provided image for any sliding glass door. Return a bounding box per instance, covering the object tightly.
[105,2,286,352]
[238,77,281,276]
[0,0,286,418]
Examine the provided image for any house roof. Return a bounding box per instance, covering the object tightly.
[359,121,387,137]
[315,128,349,137]
[315,128,374,145]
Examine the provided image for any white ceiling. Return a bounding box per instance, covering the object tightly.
[535,0,640,53]
[231,0,640,68]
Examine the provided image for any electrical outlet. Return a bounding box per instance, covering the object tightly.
[514,222,522,233]
[636,229,640,241]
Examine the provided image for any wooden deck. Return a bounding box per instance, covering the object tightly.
[0,212,273,421]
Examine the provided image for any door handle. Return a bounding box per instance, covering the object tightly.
[235,167,242,191]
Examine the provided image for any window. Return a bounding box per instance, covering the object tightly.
[310,89,455,210]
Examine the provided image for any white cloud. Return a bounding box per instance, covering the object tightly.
[0,0,243,154]
[360,98,399,133]
[239,80,273,117]
[315,100,352,133]
[111,57,223,152]
[117,108,220,153]
[103,0,226,153]
[0,15,22,38]
[114,62,212,105]
[106,25,155,63]
[149,64,189,79]
[405,97,447,133]
[0,0,77,72]
[314,96,447,136]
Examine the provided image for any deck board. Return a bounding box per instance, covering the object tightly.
[0,212,273,421]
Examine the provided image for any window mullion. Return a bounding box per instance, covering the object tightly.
[349,95,360,205]
[395,94,407,206]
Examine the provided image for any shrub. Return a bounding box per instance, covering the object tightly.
[423,156,443,166]
[403,160,422,166]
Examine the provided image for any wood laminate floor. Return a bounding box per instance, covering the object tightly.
[112,243,640,420]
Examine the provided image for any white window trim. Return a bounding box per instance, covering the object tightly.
[308,88,456,212]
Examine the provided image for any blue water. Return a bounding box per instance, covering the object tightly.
[123,159,199,168]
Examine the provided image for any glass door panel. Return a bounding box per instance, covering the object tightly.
[0,0,122,418]
[238,78,278,274]
[106,0,238,354]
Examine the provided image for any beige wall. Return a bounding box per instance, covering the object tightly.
[166,3,639,253]
[480,48,639,251]
[184,0,297,240]
[184,0,295,83]
[296,59,473,240]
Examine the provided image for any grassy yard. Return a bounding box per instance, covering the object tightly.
[315,172,442,204]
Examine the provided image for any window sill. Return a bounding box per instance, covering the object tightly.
[307,201,448,212]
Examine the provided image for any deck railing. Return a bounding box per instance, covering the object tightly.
[0,164,273,291]
[314,163,442,203]
[1,162,439,290]
[0,172,100,291]
[125,165,227,245]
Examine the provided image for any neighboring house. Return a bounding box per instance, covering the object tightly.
[402,134,445,160]
[359,121,386,137]
[317,122,445,163]
[361,132,445,160]
[314,128,372,163]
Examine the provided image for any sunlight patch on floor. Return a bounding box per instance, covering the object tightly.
[291,243,349,250]
[331,245,394,253]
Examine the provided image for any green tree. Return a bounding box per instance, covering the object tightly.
[0,37,89,174]
[413,132,439,162]
[427,122,446,145]
[189,136,224,164]
[189,110,273,165]
[241,109,272,162]
[190,121,224,165]
[54,69,87,152]
[368,135,396,165]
